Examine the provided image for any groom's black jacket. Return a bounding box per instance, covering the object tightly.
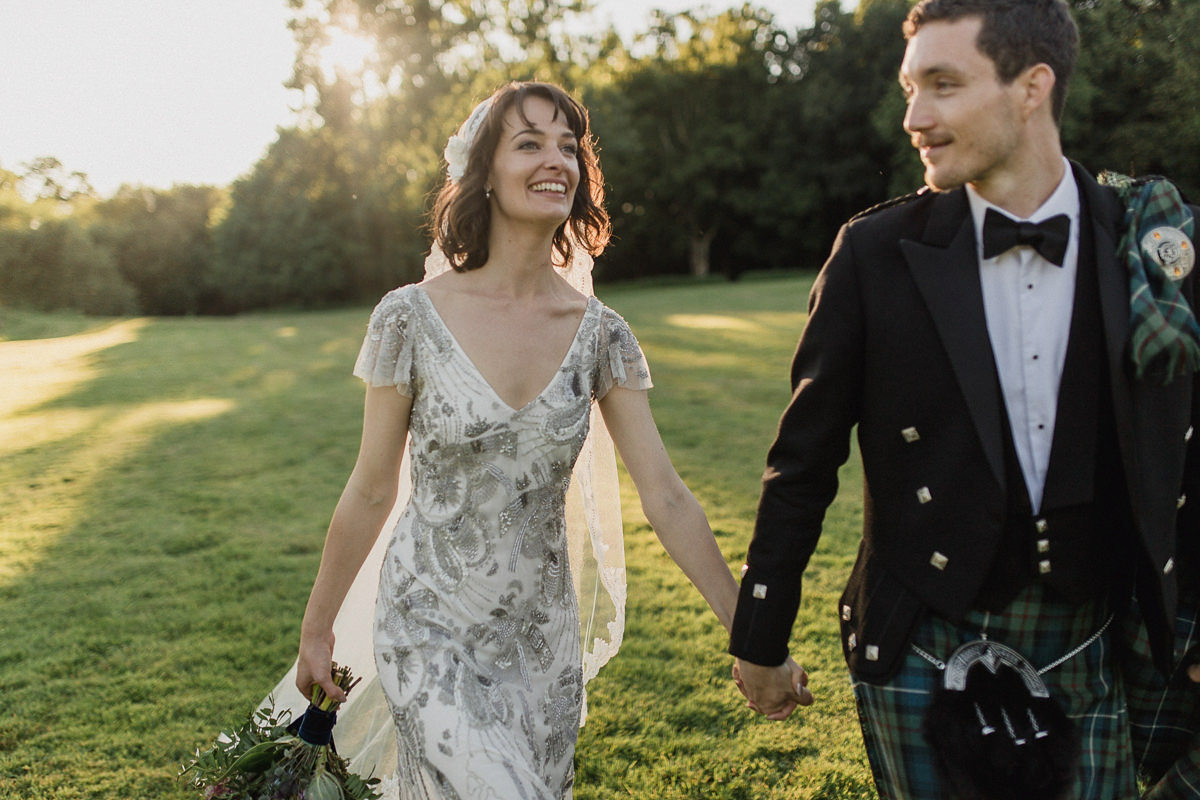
[730,163,1200,680]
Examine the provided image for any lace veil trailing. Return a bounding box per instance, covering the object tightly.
[258,89,627,790]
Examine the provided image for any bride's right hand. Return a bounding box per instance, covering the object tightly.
[296,631,346,703]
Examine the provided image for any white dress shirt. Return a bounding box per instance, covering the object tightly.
[966,159,1081,512]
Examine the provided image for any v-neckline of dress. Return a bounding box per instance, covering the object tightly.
[414,285,596,413]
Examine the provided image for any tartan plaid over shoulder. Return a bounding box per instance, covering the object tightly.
[1099,171,1200,384]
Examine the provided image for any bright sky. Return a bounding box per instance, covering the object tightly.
[0,1,819,196]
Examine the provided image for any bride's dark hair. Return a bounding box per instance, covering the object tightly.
[428,81,610,273]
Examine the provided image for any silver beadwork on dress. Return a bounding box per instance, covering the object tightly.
[260,88,636,798]
[259,284,648,799]
[421,91,627,704]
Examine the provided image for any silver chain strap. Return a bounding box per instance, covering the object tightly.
[910,613,1114,676]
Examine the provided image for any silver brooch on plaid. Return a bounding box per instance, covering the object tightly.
[1142,226,1195,281]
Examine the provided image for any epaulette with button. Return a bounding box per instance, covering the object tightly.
[848,186,931,223]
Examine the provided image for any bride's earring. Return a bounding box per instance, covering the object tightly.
[484,186,492,199]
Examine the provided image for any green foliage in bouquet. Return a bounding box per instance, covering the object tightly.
[180,663,380,800]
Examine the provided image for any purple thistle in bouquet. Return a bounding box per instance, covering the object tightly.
[180,662,380,800]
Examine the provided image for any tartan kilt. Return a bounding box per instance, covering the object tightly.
[851,583,1136,799]
[1120,587,1200,799]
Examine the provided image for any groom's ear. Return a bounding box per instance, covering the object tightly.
[1015,62,1056,122]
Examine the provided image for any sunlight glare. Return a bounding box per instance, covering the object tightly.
[319,26,375,80]
[665,313,764,333]
[0,319,148,418]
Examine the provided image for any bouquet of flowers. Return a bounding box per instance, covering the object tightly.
[180,663,380,800]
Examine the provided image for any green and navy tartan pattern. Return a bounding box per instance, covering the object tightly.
[851,583,1136,799]
[1099,172,1200,384]
[1121,589,1200,799]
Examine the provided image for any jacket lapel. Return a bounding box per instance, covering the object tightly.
[1074,164,1131,397]
[901,189,1006,488]
[1074,163,1139,504]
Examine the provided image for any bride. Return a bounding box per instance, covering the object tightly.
[265,81,740,799]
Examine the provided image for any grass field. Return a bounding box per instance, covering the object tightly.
[0,274,876,799]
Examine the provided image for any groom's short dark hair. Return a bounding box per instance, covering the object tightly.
[904,0,1079,123]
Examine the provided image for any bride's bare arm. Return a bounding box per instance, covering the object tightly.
[597,386,739,633]
[296,385,412,702]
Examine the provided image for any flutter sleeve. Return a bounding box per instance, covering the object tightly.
[595,305,653,399]
[352,287,416,396]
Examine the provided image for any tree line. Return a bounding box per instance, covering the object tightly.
[2,0,1198,316]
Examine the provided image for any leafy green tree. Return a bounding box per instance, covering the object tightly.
[589,6,791,279]
[0,219,136,315]
[755,0,911,267]
[17,156,95,204]
[209,126,365,312]
[0,166,32,231]
[206,0,599,313]
[588,1,910,280]
[1066,0,1200,197]
[858,0,926,198]
[90,184,226,315]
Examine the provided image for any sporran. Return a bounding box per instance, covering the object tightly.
[916,615,1111,799]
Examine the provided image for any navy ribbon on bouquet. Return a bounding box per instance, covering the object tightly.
[293,705,338,746]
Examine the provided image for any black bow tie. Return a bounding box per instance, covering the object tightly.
[982,208,1071,266]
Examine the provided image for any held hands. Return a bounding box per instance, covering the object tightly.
[733,656,814,720]
[296,631,348,704]
[1184,646,1200,684]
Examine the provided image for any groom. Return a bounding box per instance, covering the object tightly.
[730,0,1200,796]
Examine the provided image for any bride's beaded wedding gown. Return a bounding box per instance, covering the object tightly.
[351,284,650,799]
